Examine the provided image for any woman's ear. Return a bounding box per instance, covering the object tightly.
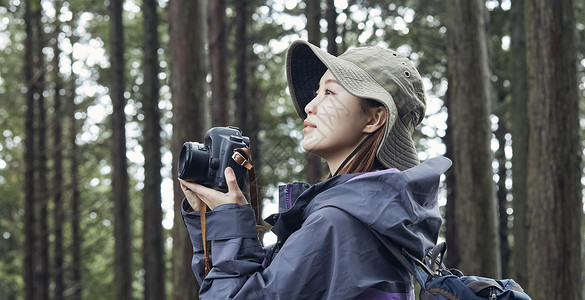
[363,107,387,133]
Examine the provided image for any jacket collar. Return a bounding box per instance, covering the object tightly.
[266,174,356,241]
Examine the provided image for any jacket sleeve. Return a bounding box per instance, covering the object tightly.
[182,201,400,299]
[181,200,264,287]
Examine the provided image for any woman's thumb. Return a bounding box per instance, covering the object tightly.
[225,167,241,192]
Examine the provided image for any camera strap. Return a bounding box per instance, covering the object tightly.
[232,148,266,235]
[199,205,212,276]
[200,147,266,277]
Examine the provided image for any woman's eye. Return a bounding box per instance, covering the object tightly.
[313,89,333,97]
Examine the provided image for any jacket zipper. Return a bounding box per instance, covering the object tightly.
[285,183,293,210]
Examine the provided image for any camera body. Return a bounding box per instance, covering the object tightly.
[178,126,250,193]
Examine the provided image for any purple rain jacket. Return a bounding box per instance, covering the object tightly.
[181,156,452,299]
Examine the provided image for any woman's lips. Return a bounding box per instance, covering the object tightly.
[303,120,317,134]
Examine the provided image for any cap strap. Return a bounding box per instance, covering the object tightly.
[332,133,374,177]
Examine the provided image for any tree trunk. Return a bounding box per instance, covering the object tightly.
[52,15,65,299]
[326,0,337,56]
[494,96,510,278]
[33,3,49,298]
[68,44,83,300]
[142,0,166,299]
[233,0,264,227]
[524,0,582,298]
[445,0,501,277]
[235,0,248,133]
[305,0,324,184]
[208,0,228,126]
[509,0,529,287]
[169,0,207,298]
[23,2,37,299]
[108,0,133,299]
[443,81,458,268]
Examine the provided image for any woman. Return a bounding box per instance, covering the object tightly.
[179,40,451,299]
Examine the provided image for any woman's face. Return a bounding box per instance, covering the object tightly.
[301,70,373,164]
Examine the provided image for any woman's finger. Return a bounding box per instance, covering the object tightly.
[179,179,189,191]
[225,167,248,206]
[188,182,221,204]
[224,167,241,193]
[179,179,202,210]
[180,179,198,191]
[179,170,248,209]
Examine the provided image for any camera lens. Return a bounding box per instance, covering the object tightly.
[177,142,210,182]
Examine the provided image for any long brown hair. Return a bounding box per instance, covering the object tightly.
[328,99,387,177]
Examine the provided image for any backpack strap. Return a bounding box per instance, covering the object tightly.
[367,227,434,286]
[367,228,417,275]
[430,243,447,270]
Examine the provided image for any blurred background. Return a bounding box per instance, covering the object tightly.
[0,0,584,299]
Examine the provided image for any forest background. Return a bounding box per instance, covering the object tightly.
[1,0,584,299]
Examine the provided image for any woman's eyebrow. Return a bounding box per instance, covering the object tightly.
[322,78,341,86]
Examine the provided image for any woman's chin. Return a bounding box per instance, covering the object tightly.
[301,139,318,153]
[301,139,311,151]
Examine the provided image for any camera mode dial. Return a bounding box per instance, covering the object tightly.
[230,135,244,143]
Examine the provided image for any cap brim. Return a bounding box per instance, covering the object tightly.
[286,41,397,121]
[286,41,328,119]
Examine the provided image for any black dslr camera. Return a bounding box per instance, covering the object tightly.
[178,126,250,193]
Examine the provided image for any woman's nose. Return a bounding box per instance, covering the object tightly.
[305,96,318,115]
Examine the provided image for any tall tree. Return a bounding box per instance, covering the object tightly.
[51,11,65,299]
[64,28,82,299]
[509,0,529,286]
[524,0,582,298]
[487,4,513,277]
[33,1,49,298]
[208,0,228,126]
[169,0,207,298]
[235,0,248,132]
[23,1,38,299]
[305,0,324,184]
[68,59,83,300]
[443,87,457,268]
[494,93,510,277]
[326,0,338,56]
[233,0,264,225]
[444,0,501,277]
[108,0,133,299]
[142,0,166,299]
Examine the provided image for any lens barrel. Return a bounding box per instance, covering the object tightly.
[177,142,210,183]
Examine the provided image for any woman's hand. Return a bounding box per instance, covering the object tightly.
[179,178,203,211]
[179,167,248,210]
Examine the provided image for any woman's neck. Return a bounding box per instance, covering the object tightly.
[326,154,351,176]
[325,134,371,176]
